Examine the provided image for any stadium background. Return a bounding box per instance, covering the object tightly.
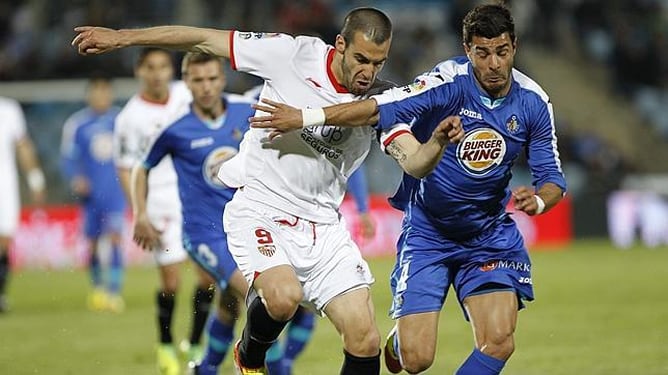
[0,0,667,374]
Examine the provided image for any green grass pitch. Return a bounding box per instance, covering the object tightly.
[1,239,667,374]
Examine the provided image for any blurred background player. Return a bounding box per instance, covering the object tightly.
[0,96,46,313]
[132,52,252,375]
[60,75,126,312]
[113,47,212,374]
[264,166,376,375]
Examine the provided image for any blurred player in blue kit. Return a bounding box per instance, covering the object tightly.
[60,75,126,312]
[247,4,567,374]
[131,52,251,375]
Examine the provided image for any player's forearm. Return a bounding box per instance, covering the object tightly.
[130,165,150,216]
[118,26,231,57]
[535,182,564,213]
[322,98,379,127]
[16,138,46,193]
[401,136,446,178]
[116,168,133,204]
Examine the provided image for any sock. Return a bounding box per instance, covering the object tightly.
[190,286,215,345]
[157,291,176,344]
[0,250,9,296]
[201,315,235,367]
[456,348,506,375]
[282,307,316,371]
[107,244,123,294]
[239,297,290,368]
[88,250,102,288]
[340,349,380,375]
[265,341,286,375]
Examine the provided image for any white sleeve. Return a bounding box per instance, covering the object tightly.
[229,31,298,80]
[379,124,413,154]
[113,113,141,169]
[6,99,27,141]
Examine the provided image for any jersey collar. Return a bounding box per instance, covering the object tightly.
[326,48,349,94]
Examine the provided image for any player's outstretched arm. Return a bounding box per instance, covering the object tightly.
[385,116,464,178]
[72,26,231,57]
[250,98,380,134]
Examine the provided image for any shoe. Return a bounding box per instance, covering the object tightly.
[106,294,125,313]
[87,288,108,312]
[179,339,204,364]
[157,344,181,375]
[384,325,402,374]
[233,340,267,375]
[186,361,217,375]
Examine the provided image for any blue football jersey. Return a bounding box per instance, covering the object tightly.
[374,56,567,239]
[61,106,125,211]
[143,94,253,237]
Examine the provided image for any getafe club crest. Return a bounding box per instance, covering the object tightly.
[506,115,519,133]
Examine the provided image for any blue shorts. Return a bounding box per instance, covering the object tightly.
[183,231,239,290]
[389,216,534,320]
[83,206,125,239]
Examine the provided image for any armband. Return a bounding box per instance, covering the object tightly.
[27,169,46,192]
[534,195,546,215]
[302,108,326,128]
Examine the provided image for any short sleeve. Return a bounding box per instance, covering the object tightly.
[230,31,298,81]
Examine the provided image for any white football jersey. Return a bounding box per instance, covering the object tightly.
[0,97,27,234]
[219,32,375,224]
[113,81,192,215]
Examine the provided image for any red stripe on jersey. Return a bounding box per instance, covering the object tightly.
[229,30,237,70]
[326,48,349,94]
[383,129,412,148]
[139,93,169,105]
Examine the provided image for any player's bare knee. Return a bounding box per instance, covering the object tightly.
[344,322,380,357]
[480,332,515,360]
[262,284,302,321]
[400,346,435,374]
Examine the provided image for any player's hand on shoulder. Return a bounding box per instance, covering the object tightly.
[433,115,464,146]
[512,186,539,216]
[249,98,303,139]
[133,214,163,251]
[72,26,120,55]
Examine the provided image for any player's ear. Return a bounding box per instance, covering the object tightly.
[335,34,346,54]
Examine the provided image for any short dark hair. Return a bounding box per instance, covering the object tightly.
[462,4,515,46]
[88,71,112,85]
[180,52,223,75]
[340,7,392,45]
[135,47,173,67]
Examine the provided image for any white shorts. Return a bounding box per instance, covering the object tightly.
[0,193,19,237]
[223,191,375,312]
[149,212,188,266]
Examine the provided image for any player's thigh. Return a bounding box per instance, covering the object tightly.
[151,212,188,267]
[183,232,240,291]
[462,290,518,346]
[389,229,453,319]
[302,218,374,312]
[222,197,295,285]
[396,311,440,364]
[455,219,534,307]
[324,287,379,355]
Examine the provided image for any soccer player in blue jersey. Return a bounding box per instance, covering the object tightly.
[248,4,567,374]
[131,52,251,375]
[60,75,126,312]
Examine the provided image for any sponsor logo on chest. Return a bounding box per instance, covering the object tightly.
[457,128,506,176]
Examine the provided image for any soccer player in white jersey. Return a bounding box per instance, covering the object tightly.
[72,8,463,374]
[114,48,214,374]
[0,96,46,313]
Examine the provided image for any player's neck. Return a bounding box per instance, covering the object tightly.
[193,100,225,122]
[140,90,169,105]
[328,51,348,91]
